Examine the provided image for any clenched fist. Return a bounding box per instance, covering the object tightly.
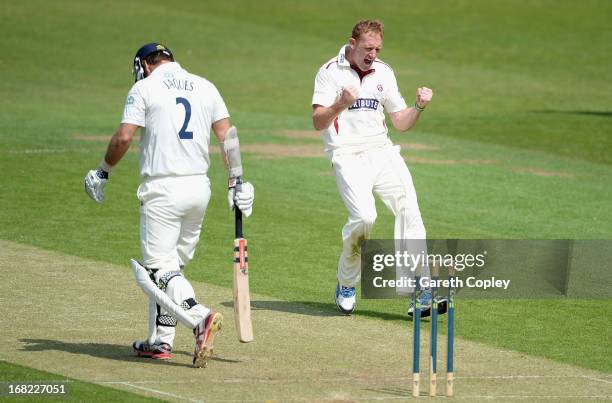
[339,86,359,108]
[415,87,433,110]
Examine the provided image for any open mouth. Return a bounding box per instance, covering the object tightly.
[364,58,373,67]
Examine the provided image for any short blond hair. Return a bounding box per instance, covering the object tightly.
[351,19,384,40]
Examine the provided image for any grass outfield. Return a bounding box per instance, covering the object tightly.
[1,0,611,399]
[2,240,611,401]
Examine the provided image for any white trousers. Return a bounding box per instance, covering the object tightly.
[137,174,212,346]
[332,145,426,288]
[138,175,211,275]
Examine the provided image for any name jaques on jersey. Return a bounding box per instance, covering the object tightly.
[161,73,194,92]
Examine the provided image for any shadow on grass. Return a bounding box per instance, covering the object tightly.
[221,300,409,322]
[530,109,612,118]
[19,339,240,367]
[364,387,411,397]
[221,300,338,317]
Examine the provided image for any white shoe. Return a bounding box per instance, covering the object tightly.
[335,283,356,315]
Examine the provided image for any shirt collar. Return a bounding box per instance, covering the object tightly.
[150,61,182,77]
[337,45,350,67]
[337,45,376,76]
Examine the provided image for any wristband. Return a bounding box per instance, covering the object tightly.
[414,102,425,112]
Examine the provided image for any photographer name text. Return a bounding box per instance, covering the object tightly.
[372,276,511,290]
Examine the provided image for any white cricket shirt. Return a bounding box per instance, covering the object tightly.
[312,46,407,157]
[121,62,229,178]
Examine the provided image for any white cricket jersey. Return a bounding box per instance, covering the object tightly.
[312,46,407,157]
[121,62,229,178]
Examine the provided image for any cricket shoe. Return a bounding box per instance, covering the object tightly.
[335,283,356,315]
[408,291,448,319]
[193,311,223,368]
[132,340,173,360]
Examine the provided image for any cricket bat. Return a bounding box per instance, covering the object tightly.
[233,179,253,343]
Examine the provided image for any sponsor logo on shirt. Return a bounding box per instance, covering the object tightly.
[348,98,380,111]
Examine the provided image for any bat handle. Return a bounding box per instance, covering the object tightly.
[235,206,243,239]
[234,177,243,239]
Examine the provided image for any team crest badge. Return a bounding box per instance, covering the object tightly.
[377,84,383,92]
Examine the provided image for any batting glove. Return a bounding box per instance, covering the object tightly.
[84,168,109,203]
[228,180,254,217]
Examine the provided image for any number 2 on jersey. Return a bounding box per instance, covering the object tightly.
[175,97,193,140]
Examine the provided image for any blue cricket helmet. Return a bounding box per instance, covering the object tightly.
[133,42,174,82]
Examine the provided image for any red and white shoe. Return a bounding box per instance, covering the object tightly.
[132,340,173,360]
[193,311,223,368]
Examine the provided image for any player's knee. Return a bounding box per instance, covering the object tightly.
[162,272,196,304]
[177,243,198,267]
[358,211,377,228]
[398,208,426,238]
[414,224,426,239]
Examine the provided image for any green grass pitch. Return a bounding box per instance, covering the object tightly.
[1,0,611,400]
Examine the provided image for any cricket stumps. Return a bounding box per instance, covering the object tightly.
[412,265,455,398]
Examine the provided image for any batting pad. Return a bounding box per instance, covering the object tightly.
[147,298,157,345]
[130,259,198,328]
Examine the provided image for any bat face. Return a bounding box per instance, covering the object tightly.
[234,237,253,342]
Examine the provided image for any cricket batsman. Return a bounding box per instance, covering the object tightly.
[312,20,445,316]
[84,42,254,367]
